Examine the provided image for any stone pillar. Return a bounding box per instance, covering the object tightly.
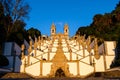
[21,44,25,59]
[82,42,85,57]
[93,58,96,73]
[38,36,41,50]
[79,38,82,50]
[41,37,43,46]
[94,38,100,60]
[79,42,80,50]
[87,45,92,65]
[34,38,37,57]
[76,40,77,45]
[48,52,50,61]
[69,49,72,61]
[34,45,37,57]
[40,60,43,76]
[48,48,50,61]
[77,60,80,76]
[27,40,32,65]
[86,36,91,46]
[76,54,78,60]
[103,42,107,71]
[24,58,26,73]
[103,52,107,71]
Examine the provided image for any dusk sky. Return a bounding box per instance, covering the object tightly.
[25,0,119,37]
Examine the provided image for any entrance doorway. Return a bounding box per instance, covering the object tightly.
[55,68,66,77]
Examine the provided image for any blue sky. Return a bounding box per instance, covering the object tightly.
[25,0,119,37]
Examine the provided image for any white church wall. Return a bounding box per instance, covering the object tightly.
[69,45,73,48]
[80,45,83,50]
[36,56,42,60]
[72,53,77,60]
[68,62,77,75]
[46,40,50,43]
[36,50,43,56]
[62,44,67,47]
[74,45,79,50]
[29,56,39,64]
[42,63,52,76]
[52,47,57,52]
[41,46,46,50]
[50,53,56,60]
[78,55,83,60]
[54,41,58,44]
[94,56,105,72]
[62,42,66,44]
[62,39,66,43]
[26,62,40,76]
[78,50,84,56]
[105,41,115,55]
[71,48,77,53]
[43,53,48,60]
[55,39,58,42]
[44,48,48,53]
[75,50,83,59]
[80,61,94,76]
[53,44,58,47]
[76,50,80,54]
[62,47,68,52]
[43,43,48,46]
[62,39,65,41]
[69,40,74,43]
[105,56,114,69]
[46,41,49,43]
[64,52,70,60]
[71,42,76,46]
[85,50,89,56]
[80,56,90,64]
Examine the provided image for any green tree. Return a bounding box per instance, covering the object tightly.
[27,28,41,40]
[0,0,30,41]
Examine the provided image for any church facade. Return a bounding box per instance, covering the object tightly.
[4,24,115,78]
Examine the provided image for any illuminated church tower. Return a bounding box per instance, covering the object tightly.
[51,23,56,39]
[64,24,69,39]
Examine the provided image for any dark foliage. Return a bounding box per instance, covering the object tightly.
[27,27,41,40]
[0,55,9,66]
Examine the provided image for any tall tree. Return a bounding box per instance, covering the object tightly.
[0,0,30,41]
[0,0,30,22]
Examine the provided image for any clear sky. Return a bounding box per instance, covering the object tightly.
[25,0,120,37]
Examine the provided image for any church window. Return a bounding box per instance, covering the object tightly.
[52,30,54,33]
[66,29,67,32]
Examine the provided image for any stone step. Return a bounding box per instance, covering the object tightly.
[0,72,32,79]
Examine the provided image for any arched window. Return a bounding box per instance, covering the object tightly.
[55,68,65,77]
[52,29,54,33]
[66,29,67,33]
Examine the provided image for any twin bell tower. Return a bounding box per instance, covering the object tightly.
[50,23,69,39]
